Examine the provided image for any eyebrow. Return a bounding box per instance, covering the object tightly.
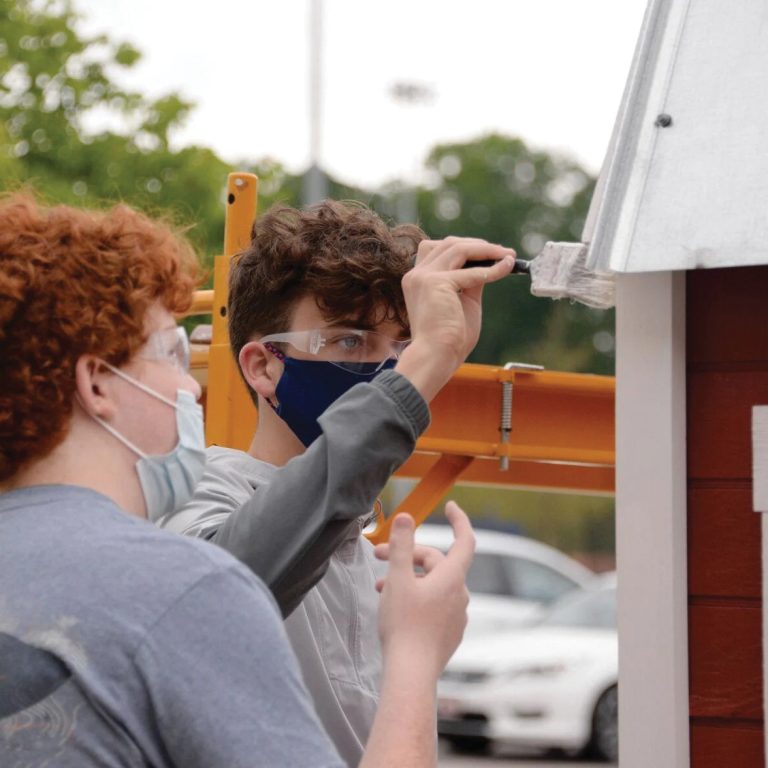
[323,321,374,332]
[322,322,410,341]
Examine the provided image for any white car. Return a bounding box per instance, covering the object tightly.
[414,524,596,635]
[437,573,618,762]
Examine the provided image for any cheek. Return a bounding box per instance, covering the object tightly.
[136,402,179,453]
[117,385,180,456]
[143,402,179,455]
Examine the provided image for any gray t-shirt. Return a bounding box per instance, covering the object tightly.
[0,485,343,768]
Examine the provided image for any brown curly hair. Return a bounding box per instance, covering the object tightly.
[228,199,425,370]
[0,193,200,482]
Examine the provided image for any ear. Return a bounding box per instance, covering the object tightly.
[74,355,117,420]
[239,341,283,401]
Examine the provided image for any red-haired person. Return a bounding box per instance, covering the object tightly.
[0,194,482,767]
[161,199,517,764]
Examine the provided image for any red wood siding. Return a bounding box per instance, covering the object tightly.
[687,266,768,766]
[690,722,763,768]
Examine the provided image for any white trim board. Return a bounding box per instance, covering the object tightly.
[753,406,768,765]
[615,271,689,766]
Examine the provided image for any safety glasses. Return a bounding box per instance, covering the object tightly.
[260,328,411,374]
[140,326,191,372]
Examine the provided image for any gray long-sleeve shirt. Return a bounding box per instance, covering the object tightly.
[160,370,430,614]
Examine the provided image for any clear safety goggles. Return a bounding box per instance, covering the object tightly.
[139,325,191,372]
[260,328,411,374]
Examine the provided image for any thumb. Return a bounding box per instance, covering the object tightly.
[386,513,416,586]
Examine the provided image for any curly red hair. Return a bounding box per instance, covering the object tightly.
[0,193,200,481]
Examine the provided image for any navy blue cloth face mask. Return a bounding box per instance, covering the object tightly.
[271,357,397,446]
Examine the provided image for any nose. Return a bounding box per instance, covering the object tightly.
[184,370,203,401]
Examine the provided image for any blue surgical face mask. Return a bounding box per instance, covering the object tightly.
[87,362,206,522]
[272,357,396,447]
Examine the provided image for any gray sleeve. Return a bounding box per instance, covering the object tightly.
[213,370,428,616]
[135,565,344,768]
[159,455,255,540]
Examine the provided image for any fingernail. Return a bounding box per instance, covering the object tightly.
[393,515,411,530]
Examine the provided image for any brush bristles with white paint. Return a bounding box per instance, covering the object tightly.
[454,240,616,309]
[527,242,616,310]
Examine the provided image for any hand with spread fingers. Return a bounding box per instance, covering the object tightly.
[360,501,475,768]
[394,237,516,401]
[376,501,475,678]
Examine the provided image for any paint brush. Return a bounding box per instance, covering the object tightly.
[465,241,616,310]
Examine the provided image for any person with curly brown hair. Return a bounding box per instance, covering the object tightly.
[0,193,492,767]
[161,199,518,765]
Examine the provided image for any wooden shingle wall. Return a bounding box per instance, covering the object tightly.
[687,266,768,766]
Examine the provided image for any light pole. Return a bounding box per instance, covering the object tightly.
[302,0,328,205]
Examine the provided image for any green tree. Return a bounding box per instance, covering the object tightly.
[1,2,613,376]
[0,0,230,261]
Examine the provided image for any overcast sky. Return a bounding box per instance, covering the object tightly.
[75,0,649,189]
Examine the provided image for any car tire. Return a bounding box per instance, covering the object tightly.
[589,684,618,762]
[446,736,491,755]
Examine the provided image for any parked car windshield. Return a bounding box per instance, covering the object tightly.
[464,552,580,604]
[539,586,616,629]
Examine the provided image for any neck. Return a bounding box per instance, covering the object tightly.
[9,416,147,518]
[247,397,306,466]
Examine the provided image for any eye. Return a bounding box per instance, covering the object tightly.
[328,333,366,355]
[338,335,363,350]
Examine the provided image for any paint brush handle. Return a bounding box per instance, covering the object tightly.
[409,254,531,273]
[461,258,531,274]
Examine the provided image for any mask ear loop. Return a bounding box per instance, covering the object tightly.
[74,394,149,459]
[262,342,284,411]
[77,360,183,457]
[99,360,178,408]
[263,342,286,362]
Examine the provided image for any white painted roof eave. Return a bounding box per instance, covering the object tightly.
[583,0,768,273]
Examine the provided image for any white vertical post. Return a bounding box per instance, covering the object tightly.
[615,271,689,767]
[752,406,768,766]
